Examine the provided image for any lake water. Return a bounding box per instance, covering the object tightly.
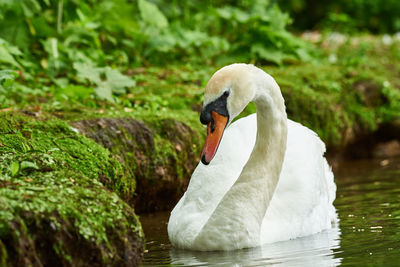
[140,158,400,266]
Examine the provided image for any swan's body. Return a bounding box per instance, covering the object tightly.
[168,64,337,251]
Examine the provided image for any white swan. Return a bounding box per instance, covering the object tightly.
[168,63,337,251]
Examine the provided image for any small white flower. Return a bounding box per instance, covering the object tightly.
[329,54,338,63]
[383,81,390,88]
[70,127,79,133]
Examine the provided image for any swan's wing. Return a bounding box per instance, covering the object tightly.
[168,114,257,248]
[261,119,337,244]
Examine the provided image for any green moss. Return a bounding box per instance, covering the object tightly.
[0,112,143,265]
[69,115,203,213]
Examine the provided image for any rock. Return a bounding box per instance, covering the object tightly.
[72,117,203,213]
[373,140,400,158]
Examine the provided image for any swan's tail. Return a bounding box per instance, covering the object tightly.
[313,130,338,225]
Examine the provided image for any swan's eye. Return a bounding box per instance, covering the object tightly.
[223,90,230,97]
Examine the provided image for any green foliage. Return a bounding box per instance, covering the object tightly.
[0,0,309,68]
[0,0,311,108]
[0,0,138,108]
[0,39,22,68]
[278,0,400,33]
[0,69,45,109]
[138,0,168,28]
[211,3,311,65]
[0,69,17,82]
[73,62,136,102]
[143,0,312,65]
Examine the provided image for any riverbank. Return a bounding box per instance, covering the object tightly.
[0,113,144,266]
[1,34,399,265]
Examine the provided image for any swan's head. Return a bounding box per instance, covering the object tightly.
[200,64,257,165]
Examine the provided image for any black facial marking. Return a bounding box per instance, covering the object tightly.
[200,109,212,125]
[200,91,230,125]
[201,154,209,165]
[210,118,215,133]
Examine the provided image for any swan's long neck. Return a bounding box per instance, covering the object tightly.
[193,73,288,250]
[240,84,288,206]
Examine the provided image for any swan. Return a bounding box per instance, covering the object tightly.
[168,63,337,251]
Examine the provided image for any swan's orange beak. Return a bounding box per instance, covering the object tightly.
[201,111,228,165]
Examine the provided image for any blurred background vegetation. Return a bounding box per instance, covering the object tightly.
[0,0,300,106]
[0,0,399,127]
[278,0,400,33]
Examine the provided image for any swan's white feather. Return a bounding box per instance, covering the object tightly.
[168,113,337,250]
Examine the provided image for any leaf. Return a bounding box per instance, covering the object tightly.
[216,7,249,23]
[95,84,114,102]
[10,161,19,177]
[21,0,41,17]
[0,70,17,82]
[20,161,39,170]
[251,44,285,65]
[104,67,135,94]
[74,63,135,102]
[73,62,102,85]
[138,0,168,28]
[216,7,233,20]
[0,45,21,68]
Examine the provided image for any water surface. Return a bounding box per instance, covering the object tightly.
[140,158,400,266]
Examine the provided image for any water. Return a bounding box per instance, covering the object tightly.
[140,158,400,266]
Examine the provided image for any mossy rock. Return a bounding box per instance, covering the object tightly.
[0,112,144,266]
[72,117,203,213]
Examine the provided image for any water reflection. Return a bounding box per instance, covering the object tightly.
[170,227,341,266]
